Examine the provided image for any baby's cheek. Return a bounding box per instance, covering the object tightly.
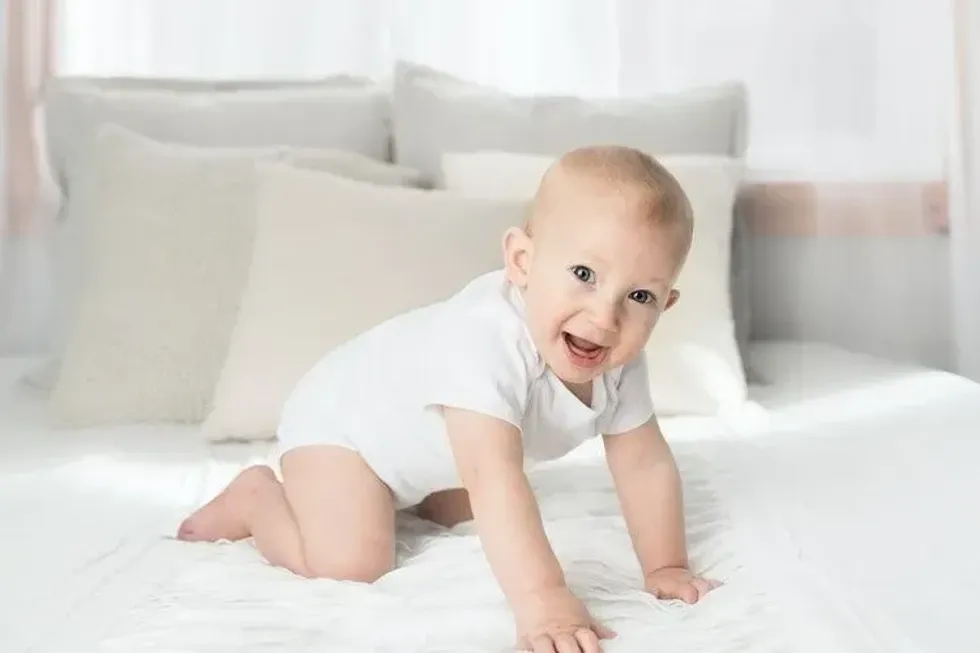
[614,328,646,358]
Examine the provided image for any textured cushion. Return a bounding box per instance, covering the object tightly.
[390,61,757,381]
[441,150,747,416]
[202,164,526,442]
[48,125,421,426]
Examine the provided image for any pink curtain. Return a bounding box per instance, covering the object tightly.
[1,0,55,354]
[3,0,53,237]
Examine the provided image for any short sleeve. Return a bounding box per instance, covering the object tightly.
[422,320,534,430]
[602,350,655,435]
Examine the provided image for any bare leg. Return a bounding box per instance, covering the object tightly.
[416,487,474,528]
[177,445,396,582]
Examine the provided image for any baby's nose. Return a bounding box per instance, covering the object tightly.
[588,300,619,333]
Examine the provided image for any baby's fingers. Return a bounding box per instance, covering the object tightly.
[691,577,723,601]
[528,632,588,653]
[572,624,614,653]
[554,630,589,653]
[590,621,617,640]
[529,633,558,653]
[675,582,700,604]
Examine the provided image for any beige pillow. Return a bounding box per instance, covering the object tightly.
[49,125,421,426]
[441,151,748,416]
[201,164,527,442]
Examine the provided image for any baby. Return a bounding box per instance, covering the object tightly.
[178,144,719,652]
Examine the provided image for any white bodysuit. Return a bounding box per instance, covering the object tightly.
[276,269,655,509]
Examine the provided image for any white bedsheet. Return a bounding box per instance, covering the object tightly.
[1,342,978,653]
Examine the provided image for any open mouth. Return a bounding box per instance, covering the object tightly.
[562,332,608,368]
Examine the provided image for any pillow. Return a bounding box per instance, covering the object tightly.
[441,150,747,416]
[201,164,527,442]
[31,75,395,392]
[44,74,391,196]
[392,61,748,184]
[48,125,422,426]
[391,61,758,383]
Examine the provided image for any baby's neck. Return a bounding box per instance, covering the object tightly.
[564,379,593,407]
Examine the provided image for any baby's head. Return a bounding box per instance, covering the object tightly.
[503,145,693,388]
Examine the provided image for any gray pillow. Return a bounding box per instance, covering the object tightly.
[43,74,391,200]
[391,61,757,380]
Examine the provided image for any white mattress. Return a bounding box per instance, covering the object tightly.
[1,342,978,653]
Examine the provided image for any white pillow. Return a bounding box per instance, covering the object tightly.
[441,151,747,416]
[201,163,527,442]
[48,125,422,426]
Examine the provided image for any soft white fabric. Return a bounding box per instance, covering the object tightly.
[54,2,950,178]
[48,125,421,426]
[202,163,527,442]
[276,270,654,508]
[441,151,747,416]
[949,0,980,382]
[4,342,980,652]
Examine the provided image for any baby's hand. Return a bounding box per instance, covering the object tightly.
[515,586,615,653]
[644,566,722,604]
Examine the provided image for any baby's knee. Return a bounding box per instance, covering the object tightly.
[300,554,392,583]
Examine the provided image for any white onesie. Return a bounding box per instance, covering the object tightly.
[276,269,655,509]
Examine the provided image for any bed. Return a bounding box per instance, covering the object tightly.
[3,340,978,653]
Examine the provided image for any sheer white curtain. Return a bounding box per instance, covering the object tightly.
[950,0,980,381]
[4,0,974,379]
[53,0,952,182]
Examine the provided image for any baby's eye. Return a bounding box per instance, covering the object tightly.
[629,290,656,305]
[570,265,595,284]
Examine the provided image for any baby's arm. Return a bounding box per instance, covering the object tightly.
[601,351,719,603]
[443,407,613,651]
[603,419,719,603]
[602,418,688,573]
[443,407,564,597]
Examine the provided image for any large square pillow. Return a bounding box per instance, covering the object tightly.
[48,125,421,425]
[201,164,527,442]
[441,150,747,416]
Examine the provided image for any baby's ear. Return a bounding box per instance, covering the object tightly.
[664,289,680,310]
[502,226,533,288]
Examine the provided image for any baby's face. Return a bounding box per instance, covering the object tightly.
[514,187,683,388]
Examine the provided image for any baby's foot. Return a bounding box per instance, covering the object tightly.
[176,465,277,542]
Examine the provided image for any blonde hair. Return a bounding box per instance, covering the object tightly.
[531,145,694,260]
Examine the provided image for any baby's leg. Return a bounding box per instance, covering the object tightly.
[416,488,474,528]
[177,445,395,582]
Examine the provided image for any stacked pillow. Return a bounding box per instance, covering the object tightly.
[48,125,427,425]
[38,62,751,441]
[31,76,395,393]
